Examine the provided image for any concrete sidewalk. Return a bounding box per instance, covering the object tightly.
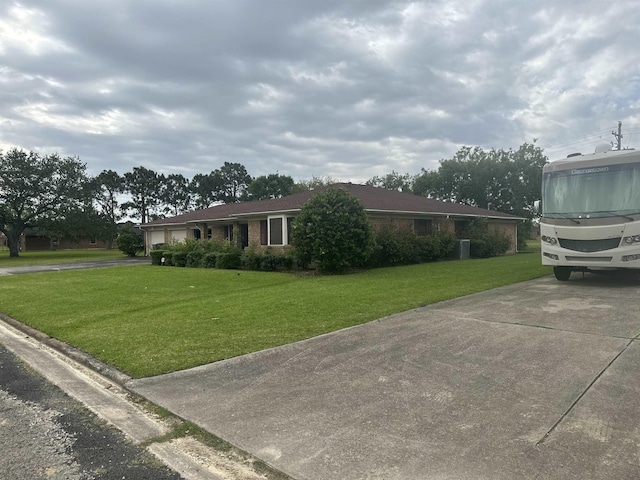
[129,275,640,480]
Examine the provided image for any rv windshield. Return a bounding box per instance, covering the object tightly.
[543,162,640,219]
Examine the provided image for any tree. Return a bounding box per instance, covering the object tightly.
[191,172,223,209]
[36,204,111,248]
[245,173,295,201]
[217,162,252,203]
[116,223,144,257]
[0,149,87,257]
[123,166,162,223]
[90,170,124,248]
[413,142,548,217]
[366,171,415,192]
[291,188,373,273]
[293,175,339,193]
[161,173,191,216]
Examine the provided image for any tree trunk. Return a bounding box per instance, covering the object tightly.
[6,232,21,257]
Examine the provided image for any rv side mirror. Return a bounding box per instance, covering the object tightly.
[533,200,541,214]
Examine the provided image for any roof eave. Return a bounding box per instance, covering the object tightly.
[365,208,523,221]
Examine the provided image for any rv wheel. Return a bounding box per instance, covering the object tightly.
[554,266,572,281]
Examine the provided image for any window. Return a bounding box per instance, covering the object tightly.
[207,228,212,239]
[454,220,470,237]
[266,216,295,246]
[224,225,234,242]
[543,162,640,218]
[239,224,249,248]
[89,237,97,245]
[414,219,432,236]
[269,217,283,245]
[192,229,201,240]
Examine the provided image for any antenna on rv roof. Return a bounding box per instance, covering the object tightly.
[612,121,623,150]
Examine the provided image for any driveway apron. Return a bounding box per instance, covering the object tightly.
[128,275,640,480]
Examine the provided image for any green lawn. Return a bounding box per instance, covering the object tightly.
[0,246,550,378]
[0,248,128,267]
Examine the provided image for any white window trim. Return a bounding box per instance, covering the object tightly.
[267,215,290,246]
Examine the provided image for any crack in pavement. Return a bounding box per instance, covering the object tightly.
[535,339,634,447]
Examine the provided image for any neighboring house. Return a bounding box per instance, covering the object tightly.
[140,183,524,256]
[20,229,112,251]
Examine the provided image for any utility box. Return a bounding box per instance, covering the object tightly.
[453,239,470,260]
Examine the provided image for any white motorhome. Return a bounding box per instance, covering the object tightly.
[540,145,640,281]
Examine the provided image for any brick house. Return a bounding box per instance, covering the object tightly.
[140,183,524,255]
[0,229,112,252]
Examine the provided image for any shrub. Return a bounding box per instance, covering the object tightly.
[202,238,225,253]
[186,251,204,268]
[259,254,280,271]
[415,230,455,262]
[292,188,373,273]
[202,252,218,268]
[278,255,295,271]
[263,254,294,271]
[368,224,455,267]
[464,217,512,258]
[369,224,418,267]
[150,250,166,265]
[517,219,534,251]
[241,249,262,270]
[116,227,144,257]
[216,252,241,269]
[240,250,295,271]
[163,252,174,266]
[173,252,187,267]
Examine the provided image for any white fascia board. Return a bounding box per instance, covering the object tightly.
[183,210,302,225]
[365,209,524,221]
[140,222,183,229]
[185,217,234,225]
[232,209,302,218]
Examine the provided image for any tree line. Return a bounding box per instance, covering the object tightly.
[369,142,548,246]
[1,141,547,257]
[0,149,339,257]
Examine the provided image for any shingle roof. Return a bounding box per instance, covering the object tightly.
[141,183,523,227]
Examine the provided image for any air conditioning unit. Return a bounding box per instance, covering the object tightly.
[453,239,470,260]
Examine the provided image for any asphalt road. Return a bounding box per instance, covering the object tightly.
[0,345,184,480]
[0,257,148,276]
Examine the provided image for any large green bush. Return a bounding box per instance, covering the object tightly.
[216,251,241,269]
[292,188,373,273]
[461,217,511,258]
[152,238,231,268]
[150,250,165,265]
[116,226,144,257]
[416,230,455,261]
[369,224,417,267]
[368,224,455,267]
[172,252,187,267]
[202,252,218,268]
[240,248,293,271]
[186,251,204,268]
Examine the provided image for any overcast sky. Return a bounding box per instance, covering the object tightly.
[2,0,639,183]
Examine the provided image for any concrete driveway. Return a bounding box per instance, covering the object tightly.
[129,274,640,480]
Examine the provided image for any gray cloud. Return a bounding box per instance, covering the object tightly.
[2,0,639,183]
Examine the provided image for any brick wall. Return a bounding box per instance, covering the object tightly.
[488,221,517,254]
[24,236,111,251]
